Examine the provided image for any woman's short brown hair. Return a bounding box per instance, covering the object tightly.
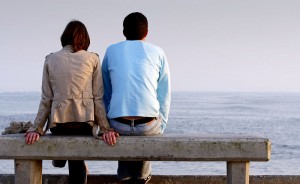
[61,20,90,52]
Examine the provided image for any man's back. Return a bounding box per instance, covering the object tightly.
[101,12,171,184]
[102,40,170,130]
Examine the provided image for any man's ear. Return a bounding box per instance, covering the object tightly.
[141,29,148,40]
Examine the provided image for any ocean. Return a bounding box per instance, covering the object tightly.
[0,91,299,175]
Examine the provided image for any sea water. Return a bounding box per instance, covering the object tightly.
[0,92,299,175]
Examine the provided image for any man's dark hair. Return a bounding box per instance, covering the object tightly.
[61,20,90,52]
[123,12,148,40]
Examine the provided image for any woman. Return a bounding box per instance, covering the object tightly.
[25,20,119,184]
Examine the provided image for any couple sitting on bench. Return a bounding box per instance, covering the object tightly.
[24,12,171,184]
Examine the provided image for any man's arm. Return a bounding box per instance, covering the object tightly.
[157,54,171,133]
[101,52,112,113]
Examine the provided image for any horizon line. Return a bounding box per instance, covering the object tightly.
[1,90,300,94]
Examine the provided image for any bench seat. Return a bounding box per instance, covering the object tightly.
[0,134,271,184]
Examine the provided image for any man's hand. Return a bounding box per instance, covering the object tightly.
[25,132,40,145]
[102,131,119,146]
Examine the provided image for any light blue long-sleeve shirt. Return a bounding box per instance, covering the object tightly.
[101,40,171,132]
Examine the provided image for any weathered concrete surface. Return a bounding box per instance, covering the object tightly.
[0,175,300,184]
[227,161,249,184]
[14,160,42,184]
[0,134,270,161]
[0,134,271,184]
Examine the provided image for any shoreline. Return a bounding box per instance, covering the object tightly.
[1,174,300,184]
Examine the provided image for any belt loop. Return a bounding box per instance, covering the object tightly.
[131,120,134,127]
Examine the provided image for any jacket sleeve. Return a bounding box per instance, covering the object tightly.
[27,60,53,135]
[92,54,113,132]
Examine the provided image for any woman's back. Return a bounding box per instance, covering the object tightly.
[44,45,101,125]
[46,45,98,97]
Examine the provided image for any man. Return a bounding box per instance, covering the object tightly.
[102,12,171,184]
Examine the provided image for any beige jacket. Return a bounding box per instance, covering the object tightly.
[28,45,111,135]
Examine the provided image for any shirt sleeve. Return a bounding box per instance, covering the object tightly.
[157,53,171,133]
[101,51,112,113]
[27,60,53,135]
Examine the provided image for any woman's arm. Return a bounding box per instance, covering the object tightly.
[92,54,119,145]
[25,132,40,144]
[26,59,53,144]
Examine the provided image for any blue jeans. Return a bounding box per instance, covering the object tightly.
[109,118,162,181]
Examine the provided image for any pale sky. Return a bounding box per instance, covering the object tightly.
[1,0,300,92]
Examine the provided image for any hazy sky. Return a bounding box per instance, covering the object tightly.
[1,0,300,92]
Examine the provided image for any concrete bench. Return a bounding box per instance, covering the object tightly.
[0,134,271,184]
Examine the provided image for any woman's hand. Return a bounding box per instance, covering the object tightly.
[25,132,40,145]
[102,131,119,146]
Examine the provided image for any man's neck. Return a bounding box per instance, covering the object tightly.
[126,37,146,41]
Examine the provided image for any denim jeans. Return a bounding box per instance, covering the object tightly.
[109,118,162,181]
[50,122,92,184]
